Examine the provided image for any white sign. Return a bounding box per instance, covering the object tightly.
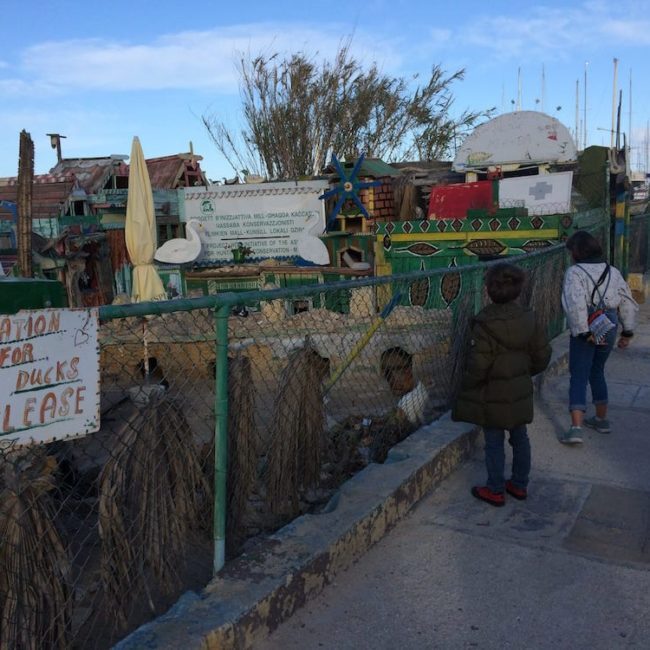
[499,171,573,216]
[0,309,100,448]
[182,181,329,263]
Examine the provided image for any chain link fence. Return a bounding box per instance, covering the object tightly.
[629,212,650,275]
[0,245,569,649]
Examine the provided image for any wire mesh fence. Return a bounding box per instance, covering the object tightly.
[629,212,649,274]
[0,245,569,649]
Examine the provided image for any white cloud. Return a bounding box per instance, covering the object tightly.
[4,23,403,96]
[602,20,650,44]
[456,1,650,61]
[429,28,452,45]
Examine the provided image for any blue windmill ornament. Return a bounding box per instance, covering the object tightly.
[319,153,381,230]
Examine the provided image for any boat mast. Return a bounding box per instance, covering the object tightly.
[583,61,588,149]
[628,69,632,166]
[575,79,580,147]
[611,57,619,149]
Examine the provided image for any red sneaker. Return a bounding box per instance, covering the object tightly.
[471,486,505,507]
[505,480,527,501]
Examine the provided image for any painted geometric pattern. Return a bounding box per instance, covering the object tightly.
[405,242,440,256]
[375,214,562,235]
[464,239,506,256]
[520,239,553,252]
[441,271,461,305]
[409,276,430,306]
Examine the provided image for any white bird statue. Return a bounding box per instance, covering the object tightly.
[154,219,203,264]
[296,214,330,265]
[297,233,330,265]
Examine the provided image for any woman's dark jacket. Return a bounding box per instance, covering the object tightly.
[452,302,551,429]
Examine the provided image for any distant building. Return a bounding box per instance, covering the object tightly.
[0,150,208,305]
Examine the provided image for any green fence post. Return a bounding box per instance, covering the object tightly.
[213,303,229,574]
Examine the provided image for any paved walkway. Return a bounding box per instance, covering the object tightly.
[255,302,650,650]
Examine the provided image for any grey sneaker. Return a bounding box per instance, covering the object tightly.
[559,426,584,444]
[583,416,611,434]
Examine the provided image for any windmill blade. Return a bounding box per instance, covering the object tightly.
[327,194,346,230]
[349,152,366,183]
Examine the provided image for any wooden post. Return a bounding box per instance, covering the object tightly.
[17,130,34,278]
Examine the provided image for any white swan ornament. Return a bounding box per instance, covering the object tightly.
[297,234,330,265]
[154,219,203,264]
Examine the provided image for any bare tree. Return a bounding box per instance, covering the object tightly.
[203,41,493,180]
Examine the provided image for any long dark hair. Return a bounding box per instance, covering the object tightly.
[565,231,603,262]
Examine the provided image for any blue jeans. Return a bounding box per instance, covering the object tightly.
[568,310,618,412]
[483,425,530,493]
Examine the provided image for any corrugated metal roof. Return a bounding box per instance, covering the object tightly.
[324,157,402,178]
[0,176,74,220]
[145,153,207,188]
[0,151,205,224]
[51,157,126,193]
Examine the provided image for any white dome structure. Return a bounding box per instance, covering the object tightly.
[453,111,577,172]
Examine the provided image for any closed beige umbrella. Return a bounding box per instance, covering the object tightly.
[125,136,166,302]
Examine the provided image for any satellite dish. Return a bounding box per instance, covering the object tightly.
[297,234,330,265]
[154,219,203,264]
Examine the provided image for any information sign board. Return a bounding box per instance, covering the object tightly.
[182,181,329,263]
[0,309,100,447]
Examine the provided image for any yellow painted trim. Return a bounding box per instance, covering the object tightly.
[374,238,386,267]
[387,229,558,242]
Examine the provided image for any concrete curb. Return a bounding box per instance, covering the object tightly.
[116,419,479,650]
[117,332,571,650]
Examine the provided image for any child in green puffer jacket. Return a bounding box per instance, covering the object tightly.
[452,262,551,506]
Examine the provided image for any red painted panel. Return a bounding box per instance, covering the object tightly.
[427,181,493,219]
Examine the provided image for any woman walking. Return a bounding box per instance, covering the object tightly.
[560,231,638,444]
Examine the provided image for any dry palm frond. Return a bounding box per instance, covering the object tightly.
[98,393,210,628]
[528,259,565,335]
[448,295,474,404]
[266,344,329,517]
[225,355,260,554]
[0,451,71,650]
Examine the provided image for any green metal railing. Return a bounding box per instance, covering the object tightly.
[98,243,569,579]
[12,219,646,649]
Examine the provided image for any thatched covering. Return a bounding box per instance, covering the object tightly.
[0,452,71,649]
[98,394,210,628]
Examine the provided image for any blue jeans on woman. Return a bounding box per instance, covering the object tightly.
[568,309,618,412]
[483,425,530,493]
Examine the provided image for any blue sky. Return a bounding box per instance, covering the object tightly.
[2,0,649,180]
